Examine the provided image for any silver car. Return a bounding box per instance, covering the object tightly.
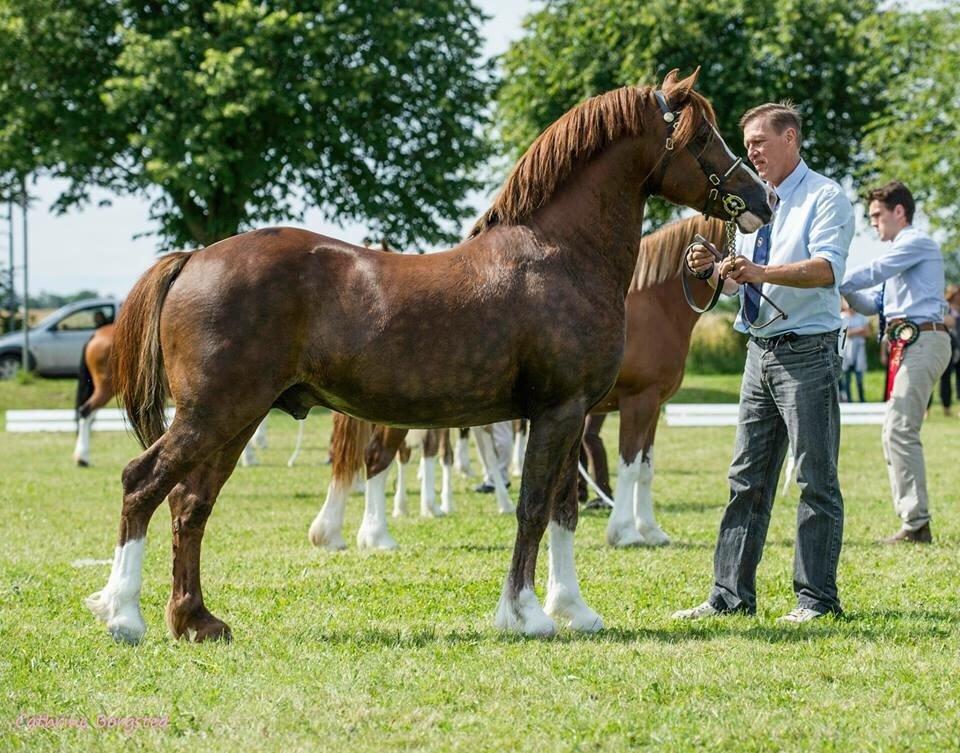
[0,298,121,379]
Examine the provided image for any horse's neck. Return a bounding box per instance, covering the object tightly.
[529,137,653,294]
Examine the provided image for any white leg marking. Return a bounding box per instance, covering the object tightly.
[544,522,604,631]
[454,435,474,477]
[252,419,268,449]
[85,538,147,643]
[476,428,514,514]
[511,425,527,478]
[494,581,556,637]
[356,469,397,550]
[492,421,513,483]
[239,440,258,467]
[286,419,306,467]
[606,456,644,547]
[308,479,349,551]
[393,458,408,518]
[781,443,796,496]
[633,448,669,546]
[73,414,94,466]
[419,456,444,517]
[440,458,454,514]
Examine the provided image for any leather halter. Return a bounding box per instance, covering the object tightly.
[651,90,748,221]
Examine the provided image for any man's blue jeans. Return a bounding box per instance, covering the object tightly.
[708,331,844,615]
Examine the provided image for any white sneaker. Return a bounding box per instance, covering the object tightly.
[671,601,722,620]
[776,607,828,624]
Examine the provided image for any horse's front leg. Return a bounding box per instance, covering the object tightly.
[544,437,604,632]
[495,403,585,637]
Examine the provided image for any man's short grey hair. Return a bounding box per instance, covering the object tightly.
[739,102,803,143]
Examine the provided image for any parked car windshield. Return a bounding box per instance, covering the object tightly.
[54,305,115,331]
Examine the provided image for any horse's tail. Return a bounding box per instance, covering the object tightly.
[75,339,95,421]
[113,251,193,449]
[330,412,372,487]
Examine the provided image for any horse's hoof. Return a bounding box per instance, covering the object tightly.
[494,588,557,638]
[183,619,232,643]
[356,526,398,551]
[308,518,347,551]
[86,590,146,644]
[638,525,670,547]
[75,458,90,468]
[420,504,445,519]
[168,607,232,643]
[606,522,644,548]
[545,587,605,633]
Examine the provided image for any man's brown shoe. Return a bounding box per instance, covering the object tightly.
[883,523,932,544]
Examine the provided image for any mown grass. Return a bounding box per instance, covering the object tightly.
[1,375,958,752]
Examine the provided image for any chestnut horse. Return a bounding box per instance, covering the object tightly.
[308,419,513,552]
[86,70,772,643]
[585,214,727,547]
[307,415,458,552]
[74,324,116,466]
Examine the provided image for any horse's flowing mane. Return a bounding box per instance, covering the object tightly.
[631,214,727,292]
[471,83,716,237]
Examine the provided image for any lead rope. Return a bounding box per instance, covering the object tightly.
[680,221,735,314]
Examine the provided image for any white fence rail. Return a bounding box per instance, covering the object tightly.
[5,408,176,433]
[664,402,887,427]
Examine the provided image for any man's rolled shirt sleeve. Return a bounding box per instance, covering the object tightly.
[808,188,854,287]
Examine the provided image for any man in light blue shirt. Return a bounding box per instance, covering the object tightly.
[675,101,853,624]
[840,181,951,544]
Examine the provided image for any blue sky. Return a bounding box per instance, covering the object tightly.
[13,0,889,298]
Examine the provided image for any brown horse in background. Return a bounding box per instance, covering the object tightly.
[307,415,456,551]
[308,418,514,551]
[73,324,115,466]
[582,215,727,547]
[86,70,772,644]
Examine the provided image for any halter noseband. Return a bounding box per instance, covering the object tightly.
[652,90,748,221]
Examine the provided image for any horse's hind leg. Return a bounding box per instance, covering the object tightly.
[86,416,236,643]
[74,381,114,467]
[495,403,585,637]
[419,430,444,518]
[439,429,455,514]
[511,418,528,478]
[633,416,669,546]
[166,419,263,642]
[544,438,604,632]
[454,427,474,477]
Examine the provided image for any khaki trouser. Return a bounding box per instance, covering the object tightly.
[883,330,952,530]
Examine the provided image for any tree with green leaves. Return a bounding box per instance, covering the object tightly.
[860,7,960,280]
[0,0,492,249]
[495,0,884,227]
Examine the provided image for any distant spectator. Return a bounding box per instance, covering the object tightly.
[939,284,960,416]
[840,298,870,402]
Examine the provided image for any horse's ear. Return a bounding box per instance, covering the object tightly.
[662,66,701,108]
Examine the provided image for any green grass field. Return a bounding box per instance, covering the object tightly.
[2,374,958,752]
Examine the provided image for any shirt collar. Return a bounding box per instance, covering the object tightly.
[772,158,808,205]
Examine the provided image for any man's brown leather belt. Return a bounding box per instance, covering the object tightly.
[886,319,947,334]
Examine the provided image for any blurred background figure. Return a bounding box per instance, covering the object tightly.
[840,298,870,402]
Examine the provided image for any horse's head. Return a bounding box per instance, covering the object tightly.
[652,69,774,234]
